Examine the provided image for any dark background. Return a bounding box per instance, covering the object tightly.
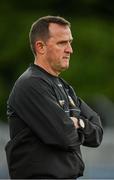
[0,0,114,179]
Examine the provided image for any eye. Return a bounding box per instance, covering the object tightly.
[58,41,67,45]
[57,40,73,47]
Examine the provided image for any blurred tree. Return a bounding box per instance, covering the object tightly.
[0,0,114,123]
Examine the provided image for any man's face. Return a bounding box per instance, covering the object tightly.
[44,23,73,75]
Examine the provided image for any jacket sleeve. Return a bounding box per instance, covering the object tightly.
[78,97,103,147]
[9,77,82,151]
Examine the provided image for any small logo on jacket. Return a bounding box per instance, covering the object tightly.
[68,95,75,107]
[59,100,65,107]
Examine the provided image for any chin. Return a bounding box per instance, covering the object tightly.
[61,65,69,71]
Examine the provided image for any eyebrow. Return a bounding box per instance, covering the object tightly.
[58,38,73,43]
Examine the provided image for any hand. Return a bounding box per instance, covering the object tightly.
[70,117,80,129]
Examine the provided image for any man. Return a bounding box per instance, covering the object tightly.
[5,16,103,179]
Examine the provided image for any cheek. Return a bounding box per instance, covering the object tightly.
[50,49,62,59]
[54,48,64,58]
[46,45,64,61]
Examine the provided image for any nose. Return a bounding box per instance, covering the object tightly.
[65,42,73,54]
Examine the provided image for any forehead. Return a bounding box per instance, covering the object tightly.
[49,23,73,40]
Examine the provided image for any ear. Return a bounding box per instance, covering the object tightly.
[35,40,46,55]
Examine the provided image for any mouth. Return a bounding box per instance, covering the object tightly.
[63,56,70,60]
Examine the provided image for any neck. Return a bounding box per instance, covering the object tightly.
[34,58,60,77]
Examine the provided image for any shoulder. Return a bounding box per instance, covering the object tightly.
[14,66,52,91]
[8,65,54,104]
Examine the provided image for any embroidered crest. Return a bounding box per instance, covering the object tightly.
[59,100,65,107]
[68,95,75,107]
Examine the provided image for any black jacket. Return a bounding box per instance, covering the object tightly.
[5,64,103,179]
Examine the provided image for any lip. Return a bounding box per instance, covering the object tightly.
[63,56,70,59]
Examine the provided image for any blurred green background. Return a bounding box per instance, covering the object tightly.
[0,1,114,179]
[0,0,114,126]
